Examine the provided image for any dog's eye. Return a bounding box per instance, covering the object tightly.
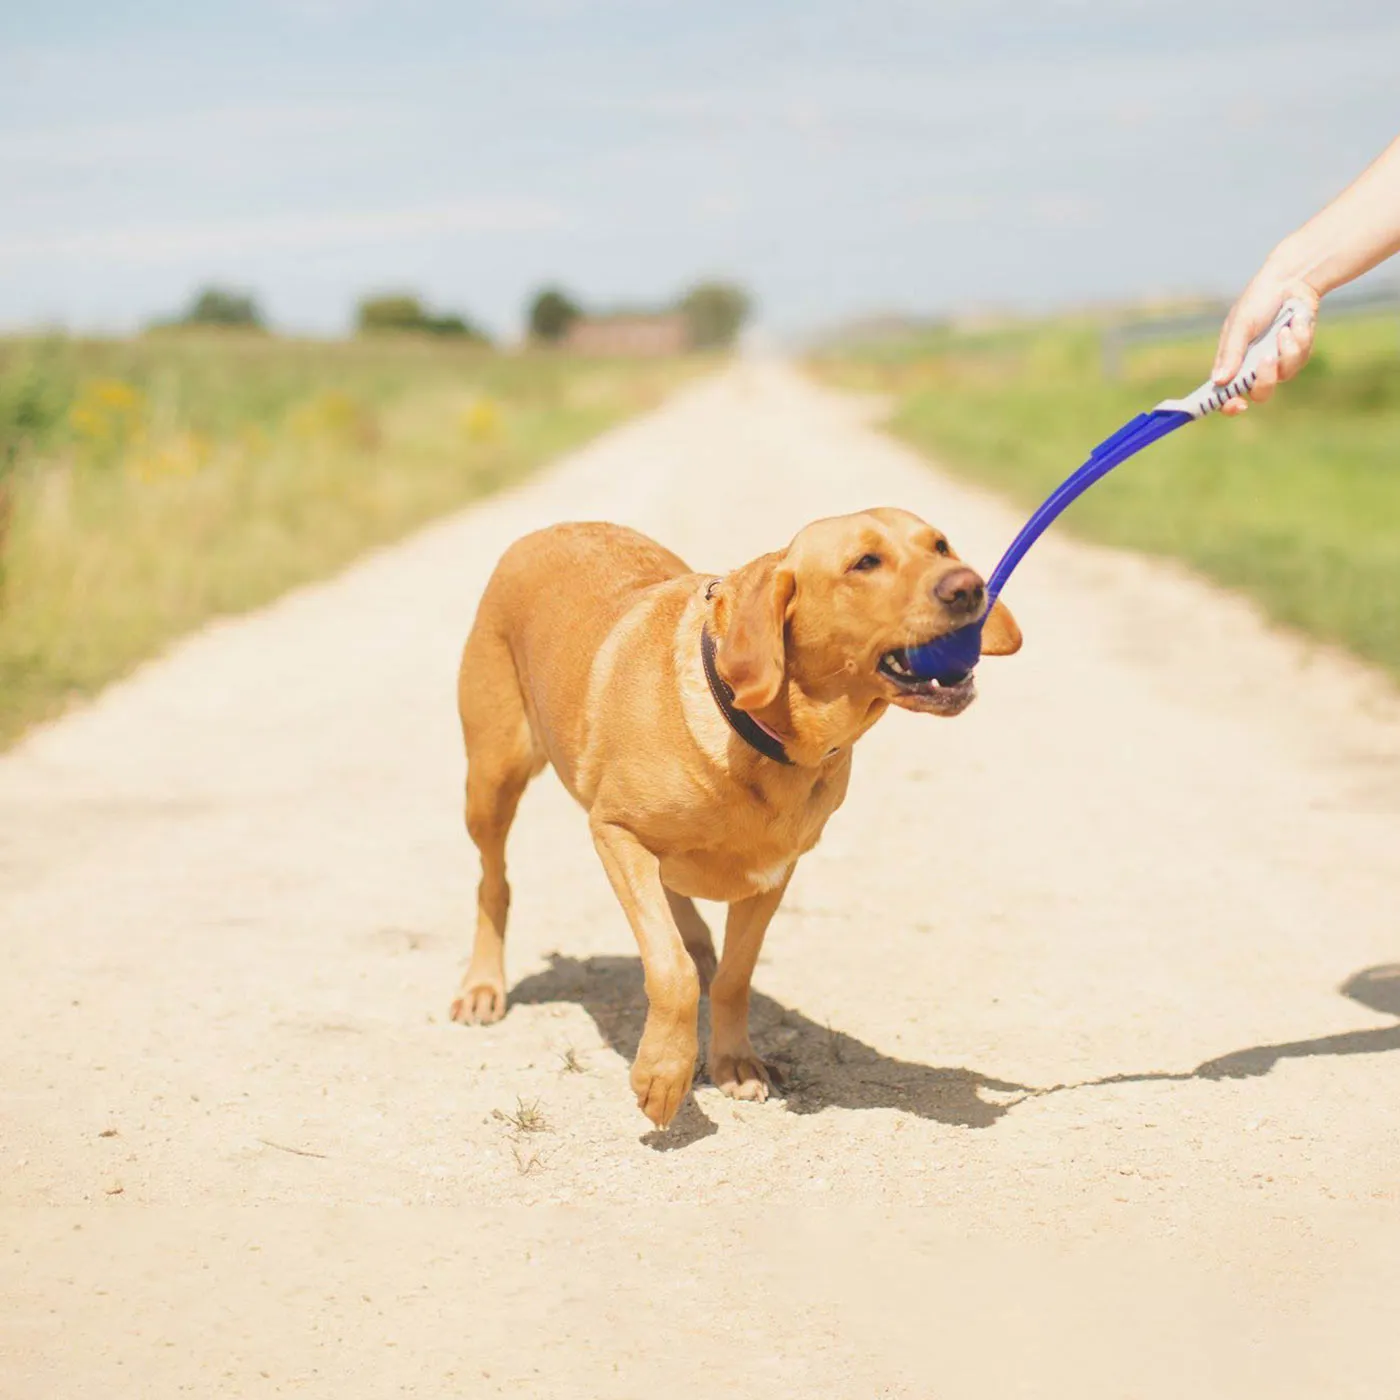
[934,539,951,557]
[849,553,882,573]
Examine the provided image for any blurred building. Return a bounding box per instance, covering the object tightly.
[562,312,689,356]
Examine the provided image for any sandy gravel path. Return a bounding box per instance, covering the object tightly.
[3,362,1400,1397]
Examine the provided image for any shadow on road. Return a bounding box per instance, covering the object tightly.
[508,955,1400,1144]
[1041,962,1400,1098]
[510,953,1029,1131]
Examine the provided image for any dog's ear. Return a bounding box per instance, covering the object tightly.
[713,553,796,711]
[981,599,1022,656]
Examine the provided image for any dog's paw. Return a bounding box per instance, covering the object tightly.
[709,1048,777,1103]
[449,980,506,1026]
[630,1027,698,1130]
[631,1062,694,1130]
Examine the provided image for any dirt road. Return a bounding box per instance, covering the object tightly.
[4,362,1400,1397]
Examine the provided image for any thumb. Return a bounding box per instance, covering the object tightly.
[1213,283,1287,384]
[1212,315,1251,383]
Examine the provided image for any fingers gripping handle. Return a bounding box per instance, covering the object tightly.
[1211,296,1310,412]
[1158,297,1312,419]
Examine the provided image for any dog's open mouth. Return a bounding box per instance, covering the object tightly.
[877,648,976,716]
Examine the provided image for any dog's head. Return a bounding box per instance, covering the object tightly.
[712,507,1021,721]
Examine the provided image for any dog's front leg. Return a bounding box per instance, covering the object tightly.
[590,821,700,1130]
[709,874,793,1103]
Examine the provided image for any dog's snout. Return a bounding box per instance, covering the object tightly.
[934,567,986,616]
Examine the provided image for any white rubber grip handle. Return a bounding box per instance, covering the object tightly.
[1157,297,1312,419]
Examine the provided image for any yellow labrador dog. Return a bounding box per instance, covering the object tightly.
[449,508,1020,1128]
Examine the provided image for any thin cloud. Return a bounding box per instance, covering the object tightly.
[0,101,394,171]
[900,192,1097,229]
[0,199,565,264]
[1028,194,1100,230]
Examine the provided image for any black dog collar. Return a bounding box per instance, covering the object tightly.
[700,624,793,767]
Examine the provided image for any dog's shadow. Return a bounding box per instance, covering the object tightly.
[513,952,1036,1132]
[511,955,1400,1143]
[1074,962,1400,1091]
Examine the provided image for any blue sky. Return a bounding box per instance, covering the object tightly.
[2,1,1397,337]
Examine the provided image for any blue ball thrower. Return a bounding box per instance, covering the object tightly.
[906,299,1310,683]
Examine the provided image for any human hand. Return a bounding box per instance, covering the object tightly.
[1212,276,1319,416]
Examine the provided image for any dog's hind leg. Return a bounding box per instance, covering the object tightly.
[708,873,793,1103]
[665,889,717,995]
[450,623,541,1027]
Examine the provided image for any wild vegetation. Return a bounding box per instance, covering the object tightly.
[0,331,700,746]
[814,313,1400,678]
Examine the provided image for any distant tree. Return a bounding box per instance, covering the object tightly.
[357,294,489,342]
[528,287,582,342]
[423,311,490,343]
[177,286,264,329]
[357,294,430,335]
[678,281,751,349]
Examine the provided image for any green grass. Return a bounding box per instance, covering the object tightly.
[0,331,702,747]
[813,313,1400,678]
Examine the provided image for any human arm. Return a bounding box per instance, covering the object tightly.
[1213,135,1400,414]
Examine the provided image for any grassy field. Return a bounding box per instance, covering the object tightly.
[0,332,701,747]
[814,313,1400,679]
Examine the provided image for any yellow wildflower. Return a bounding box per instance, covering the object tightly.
[461,396,503,443]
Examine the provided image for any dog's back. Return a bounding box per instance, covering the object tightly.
[459,522,692,795]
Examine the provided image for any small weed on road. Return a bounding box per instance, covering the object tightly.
[494,1097,549,1134]
[492,1096,553,1175]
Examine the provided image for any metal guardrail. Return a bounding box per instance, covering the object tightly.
[1101,285,1400,379]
